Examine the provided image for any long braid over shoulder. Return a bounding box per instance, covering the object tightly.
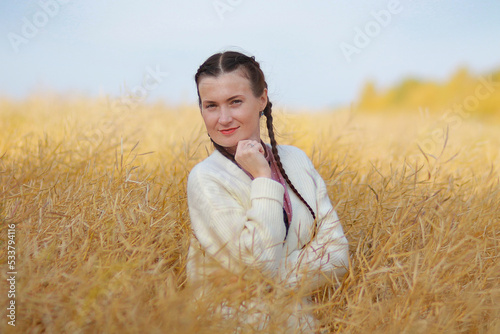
[195,51,316,221]
[263,101,316,221]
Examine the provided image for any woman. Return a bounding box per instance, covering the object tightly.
[186,50,349,332]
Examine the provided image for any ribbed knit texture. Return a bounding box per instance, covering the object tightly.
[235,144,293,234]
[186,144,349,292]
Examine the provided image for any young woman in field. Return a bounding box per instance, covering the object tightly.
[186,50,349,332]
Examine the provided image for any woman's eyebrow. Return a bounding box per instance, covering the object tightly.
[226,95,243,101]
[202,95,244,104]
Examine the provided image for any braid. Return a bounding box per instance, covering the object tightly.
[211,138,235,162]
[264,102,317,221]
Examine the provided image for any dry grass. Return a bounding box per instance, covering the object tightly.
[0,95,499,333]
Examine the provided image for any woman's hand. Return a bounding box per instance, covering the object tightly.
[234,140,272,179]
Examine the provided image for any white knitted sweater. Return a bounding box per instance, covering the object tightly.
[186,144,349,292]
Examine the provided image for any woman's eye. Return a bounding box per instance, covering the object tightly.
[231,100,242,105]
[204,104,215,109]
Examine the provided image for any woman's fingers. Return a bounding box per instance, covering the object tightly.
[237,140,263,154]
[235,140,271,178]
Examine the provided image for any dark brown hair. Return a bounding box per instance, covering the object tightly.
[194,51,316,221]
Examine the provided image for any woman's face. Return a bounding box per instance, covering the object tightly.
[198,69,267,154]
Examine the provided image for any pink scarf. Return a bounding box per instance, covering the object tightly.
[236,144,293,231]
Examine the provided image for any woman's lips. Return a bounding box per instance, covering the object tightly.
[219,127,239,135]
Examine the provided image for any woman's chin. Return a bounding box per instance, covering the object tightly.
[212,139,237,153]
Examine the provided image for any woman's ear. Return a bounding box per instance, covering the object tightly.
[259,88,268,110]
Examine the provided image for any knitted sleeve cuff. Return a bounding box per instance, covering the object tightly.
[250,177,284,204]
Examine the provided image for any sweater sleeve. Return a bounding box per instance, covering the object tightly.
[279,154,349,291]
[187,166,287,278]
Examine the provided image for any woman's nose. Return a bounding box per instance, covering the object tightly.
[218,107,232,125]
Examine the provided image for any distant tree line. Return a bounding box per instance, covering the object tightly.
[357,68,500,117]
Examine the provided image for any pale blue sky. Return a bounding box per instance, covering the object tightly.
[1,0,499,109]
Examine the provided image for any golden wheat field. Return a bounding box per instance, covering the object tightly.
[0,95,499,333]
